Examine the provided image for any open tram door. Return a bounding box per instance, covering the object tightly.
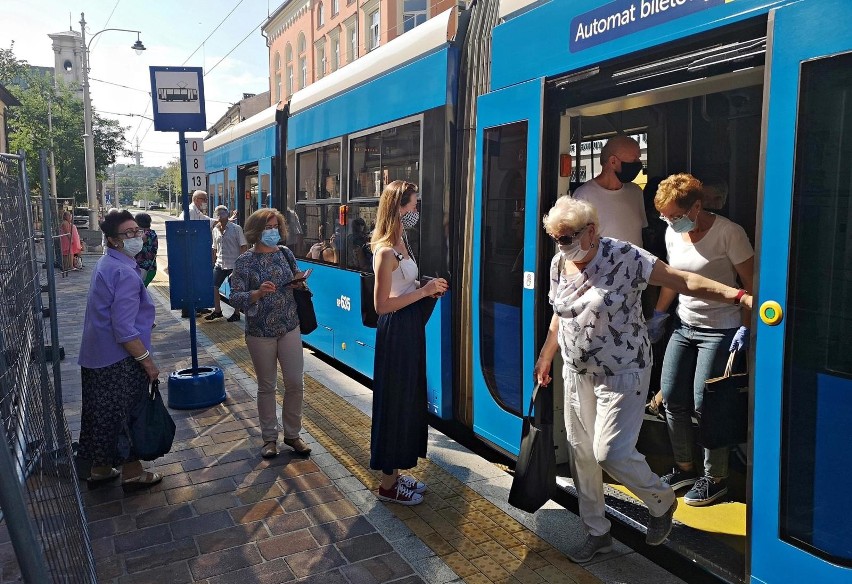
[751,1,852,582]
[470,79,546,455]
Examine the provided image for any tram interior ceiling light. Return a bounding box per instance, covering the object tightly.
[612,36,766,85]
[551,66,600,90]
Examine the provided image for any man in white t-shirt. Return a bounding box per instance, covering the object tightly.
[206,205,248,322]
[573,135,647,247]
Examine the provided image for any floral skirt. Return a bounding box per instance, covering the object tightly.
[78,357,148,467]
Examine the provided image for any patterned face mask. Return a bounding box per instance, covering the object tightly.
[401,210,420,229]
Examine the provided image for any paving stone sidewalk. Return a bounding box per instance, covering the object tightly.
[56,267,439,584]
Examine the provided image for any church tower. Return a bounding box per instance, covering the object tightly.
[48,29,83,95]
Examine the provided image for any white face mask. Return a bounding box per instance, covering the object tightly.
[121,235,144,257]
[559,240,589,262]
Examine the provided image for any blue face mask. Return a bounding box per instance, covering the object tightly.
[261,228,280,247]
[668,214,696,234]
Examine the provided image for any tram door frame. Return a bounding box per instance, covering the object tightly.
[751,1,852,582]
[471,78,545,455]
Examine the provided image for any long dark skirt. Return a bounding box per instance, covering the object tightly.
[78,357,148,467]
[370,300,429,473]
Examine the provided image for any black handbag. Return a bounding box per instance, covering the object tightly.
[122,380,176,461]
[698,351,749,449]
[293,288,318,334]
[508,384,556,513]
[360,273,378,328]
[281,246,318,334]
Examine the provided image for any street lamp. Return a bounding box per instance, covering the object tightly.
[79,12,146,228]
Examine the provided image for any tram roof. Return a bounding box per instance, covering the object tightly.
[204,102,282,152]
[498,0,538,20]
[289,6,458,117]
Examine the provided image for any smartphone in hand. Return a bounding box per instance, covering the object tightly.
[285,268,313,287]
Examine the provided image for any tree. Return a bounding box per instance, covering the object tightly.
[1,43,129,203]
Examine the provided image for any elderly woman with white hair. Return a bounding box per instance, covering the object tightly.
[533,196,753,563]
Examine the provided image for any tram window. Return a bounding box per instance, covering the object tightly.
[296,143,341,201]
[296,203,341,264]
[341,202,378,272]
[479,122,527,416]
[350,121,420,199]
[781,51,852,566]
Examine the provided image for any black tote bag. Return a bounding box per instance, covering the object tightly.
[280,246,318,334]
[123,380,176,461]
[508,384,556,513]
[360,273,378,328]
[698,351,749,449]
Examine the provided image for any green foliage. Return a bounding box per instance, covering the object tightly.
[1,42,129,203]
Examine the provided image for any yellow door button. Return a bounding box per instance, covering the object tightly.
[759,301,783,326]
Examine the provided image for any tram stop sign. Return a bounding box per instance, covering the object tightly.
[149,66,206,132]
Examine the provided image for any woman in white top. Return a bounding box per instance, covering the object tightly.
[651,173,754,507]
[370,181,448,505]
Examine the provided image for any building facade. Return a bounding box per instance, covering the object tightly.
[263,0,461,105]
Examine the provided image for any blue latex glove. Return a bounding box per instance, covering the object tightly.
[730,326,749,352]
[647,310,670,344]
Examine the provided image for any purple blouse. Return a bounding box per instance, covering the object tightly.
[78,248,155,368]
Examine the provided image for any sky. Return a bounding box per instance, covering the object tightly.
[5,0,276,167]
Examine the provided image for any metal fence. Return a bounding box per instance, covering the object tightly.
[0,151,96,583]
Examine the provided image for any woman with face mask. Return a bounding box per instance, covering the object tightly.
[651,173,754,507]
[227,209,312,458]
[533,196,753,562]
[78,210,162,490]
[369,180,448,505]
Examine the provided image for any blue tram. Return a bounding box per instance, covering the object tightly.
[206,1,852,582]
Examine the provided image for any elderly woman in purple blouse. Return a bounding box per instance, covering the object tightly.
[77,210,162,489]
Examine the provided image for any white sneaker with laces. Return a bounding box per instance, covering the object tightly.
[398,474,426,494]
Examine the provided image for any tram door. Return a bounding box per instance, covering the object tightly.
[751,1,852,582]
[471,79,544,454]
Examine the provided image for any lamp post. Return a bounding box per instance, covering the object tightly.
[79,12,145,228]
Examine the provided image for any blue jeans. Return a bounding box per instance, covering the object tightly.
[661,323,737,479]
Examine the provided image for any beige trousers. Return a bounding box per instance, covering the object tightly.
[245,327,305,442]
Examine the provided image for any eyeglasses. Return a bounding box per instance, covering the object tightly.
[118,228,144,239]
[550,224,591,245]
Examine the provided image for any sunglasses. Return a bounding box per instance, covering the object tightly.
[550,224,591,246]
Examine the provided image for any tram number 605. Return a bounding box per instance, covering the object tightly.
[336,295,351,311]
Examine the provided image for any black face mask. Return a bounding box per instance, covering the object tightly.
[615,160,644,183]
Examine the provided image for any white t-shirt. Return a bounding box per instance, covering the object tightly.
[548,237,656,376]
[664,214,753,329]
[189,202,216,227]
[572,180,647,247]
[211,222,248,270]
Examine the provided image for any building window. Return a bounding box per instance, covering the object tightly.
[332,0,339,16]
[298,33,307,89]
[369,10,380,51]
[274,52,282,101]
[300,57,307,89]
[317,2,325,28]
[332,39,340,72]
[350,27,357,62]
[316,42,326,80]
[403,0,427,33]
[285,43,293,97]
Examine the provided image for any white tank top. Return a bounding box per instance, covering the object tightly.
[375,248,418,297]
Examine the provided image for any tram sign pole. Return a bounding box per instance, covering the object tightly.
[149,66,225,409]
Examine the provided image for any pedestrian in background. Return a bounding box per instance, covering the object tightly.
[134,212,158,287]
[206,205,248,322]
[370,180,448,505]
[78,210,162,489]
[228,209,312,458]
[182,190,214,317]
[650,173,754,506]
